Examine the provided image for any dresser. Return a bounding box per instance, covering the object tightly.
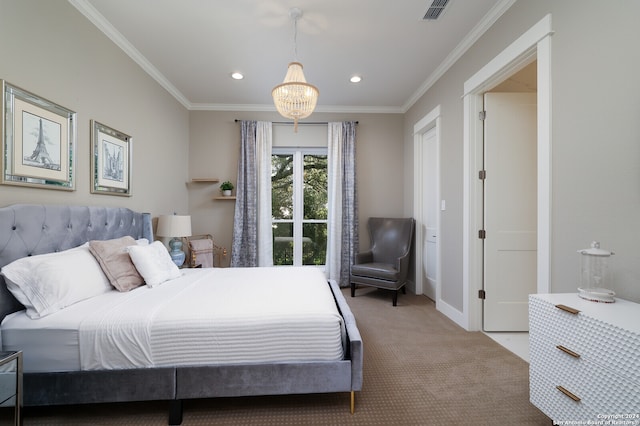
[529,293,640,422]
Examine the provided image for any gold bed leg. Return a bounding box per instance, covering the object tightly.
[350,391,355,414]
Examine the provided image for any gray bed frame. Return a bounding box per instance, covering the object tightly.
[0,204,363,425]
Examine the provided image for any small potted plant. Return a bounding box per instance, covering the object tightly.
[220,181,234,196]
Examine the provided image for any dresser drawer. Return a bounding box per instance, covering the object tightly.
[529,295,640,384]
[530,368,596,422]
[530,333,640,413]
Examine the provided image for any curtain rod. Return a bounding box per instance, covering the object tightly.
[234,120,358,125]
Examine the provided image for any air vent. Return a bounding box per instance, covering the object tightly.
[423,0,450,20]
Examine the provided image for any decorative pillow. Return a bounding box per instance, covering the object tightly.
[1,243,112,319]
[188,238,214,268]
[127,241,181,287]
[89,236,144,292]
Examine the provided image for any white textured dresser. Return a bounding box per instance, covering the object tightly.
[529,293,640,422]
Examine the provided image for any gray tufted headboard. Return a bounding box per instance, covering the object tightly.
[0,204,153,321]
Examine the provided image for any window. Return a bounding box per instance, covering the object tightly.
[271,148,328,266]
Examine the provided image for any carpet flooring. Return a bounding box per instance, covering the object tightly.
[21,287,550,425]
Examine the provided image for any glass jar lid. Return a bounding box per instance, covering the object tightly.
[578,241,614,257]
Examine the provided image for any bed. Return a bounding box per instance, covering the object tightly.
[0,204,363,425]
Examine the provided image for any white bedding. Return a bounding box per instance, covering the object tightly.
[1,267,345,372]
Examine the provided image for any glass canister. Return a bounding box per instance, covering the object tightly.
[577,241,615,302]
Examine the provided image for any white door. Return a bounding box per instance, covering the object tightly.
[483,92,537,332]
[422,127,438,300]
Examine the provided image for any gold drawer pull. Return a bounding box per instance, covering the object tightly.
[556,345,581,358]
[556,385,581,402]
[555,304,580,315]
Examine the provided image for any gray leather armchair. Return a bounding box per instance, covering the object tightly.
[350,217,415,306]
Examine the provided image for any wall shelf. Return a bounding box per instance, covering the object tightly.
[214,196,236,200]
[191,178,219,183]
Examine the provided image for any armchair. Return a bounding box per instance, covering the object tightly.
[350,217,415,306]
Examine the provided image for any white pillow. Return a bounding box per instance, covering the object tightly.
[1,243,112,319]
[127,241,181,287]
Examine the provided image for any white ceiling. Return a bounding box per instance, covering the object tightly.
[70,0,513,112]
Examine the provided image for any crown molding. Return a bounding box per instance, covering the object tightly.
[401,0,517,113]
[189,103,274,112]
[70,0,516,115]
[188,103,403,114]
[68,0,191,109]
[314,105,404,114]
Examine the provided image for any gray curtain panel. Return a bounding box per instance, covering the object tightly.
[231,121,258,267]
[341,121,358,287]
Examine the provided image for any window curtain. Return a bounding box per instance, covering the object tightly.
[256,122,273,267]
[231,121,272,267]
[326,121,358,287]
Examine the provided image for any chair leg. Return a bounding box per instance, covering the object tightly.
[392,290,398,306]
[350,282,356,298]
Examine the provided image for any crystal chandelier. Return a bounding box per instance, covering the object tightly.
[272,8,319,132]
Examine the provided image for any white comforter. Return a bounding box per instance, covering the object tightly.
[79,267,345,370]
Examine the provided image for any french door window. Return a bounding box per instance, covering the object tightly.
[271,148,327,266]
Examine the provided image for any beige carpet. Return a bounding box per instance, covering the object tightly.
[23,287,549,425]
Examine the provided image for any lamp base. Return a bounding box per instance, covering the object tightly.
[168,237,186,267]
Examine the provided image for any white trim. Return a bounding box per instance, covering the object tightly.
[403,0,517,112]
[68,0,191,109]
[413,106,441,305]
[69,0,515,114]
[462,14,553,331]
[188,104,404,114]
[436,298,467,329]
[413,106,441,134]
[463,14,554,95]
[189,103,276,112]
[536,35,552,294]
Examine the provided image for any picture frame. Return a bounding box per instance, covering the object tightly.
[91,120,132,196]
[1,79,76,190]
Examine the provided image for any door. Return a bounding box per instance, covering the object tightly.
[422,127,438,300]
[483,92,537,332]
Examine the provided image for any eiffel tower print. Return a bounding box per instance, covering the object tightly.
[23,117,60,171]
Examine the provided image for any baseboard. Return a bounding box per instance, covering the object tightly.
[436,298,468,330]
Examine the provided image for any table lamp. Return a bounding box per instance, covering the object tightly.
[156,214,192,267]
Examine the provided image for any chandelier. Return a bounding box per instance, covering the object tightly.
[272,8,319,132]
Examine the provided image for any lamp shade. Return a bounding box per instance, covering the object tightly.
[156,214,192,238]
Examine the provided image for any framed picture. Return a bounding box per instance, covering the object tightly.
[1,80,76,190]
[91,120,132,196]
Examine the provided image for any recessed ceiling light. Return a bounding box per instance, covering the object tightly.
[231,72,244,80]
[350,75,362,83]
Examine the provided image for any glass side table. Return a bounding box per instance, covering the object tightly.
[0,351,22,426]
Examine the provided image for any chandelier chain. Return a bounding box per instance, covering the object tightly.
[292,13,298,60]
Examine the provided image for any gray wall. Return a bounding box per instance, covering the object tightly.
[0,0,189,219]
[404,0,640,309]
[188,111,405,264]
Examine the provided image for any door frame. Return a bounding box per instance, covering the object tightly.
[413,105,441,304]
[462,14,553,331]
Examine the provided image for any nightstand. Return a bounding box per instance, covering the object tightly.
[0,351,22,426]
